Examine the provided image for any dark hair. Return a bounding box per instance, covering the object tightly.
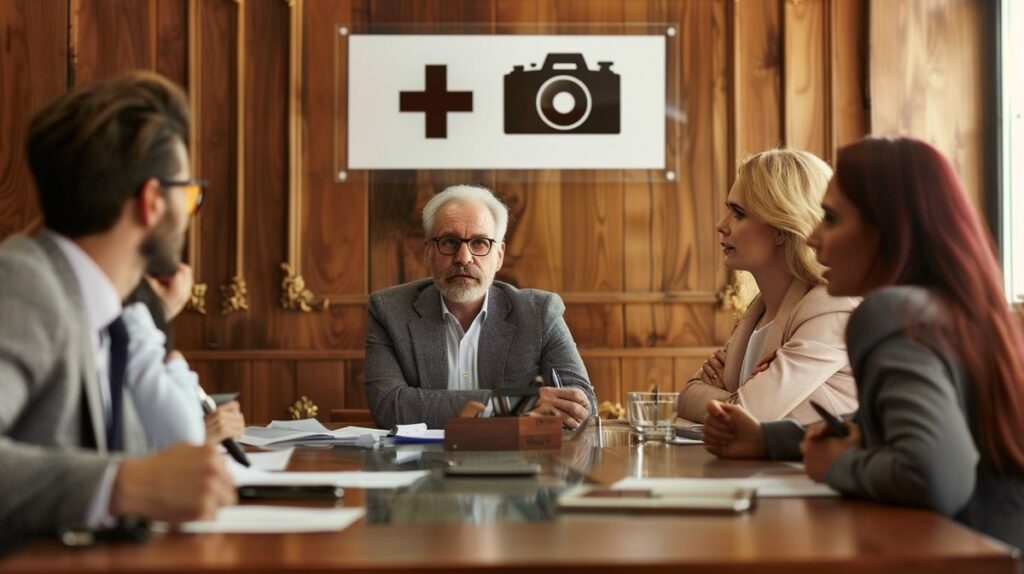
[836,137,1024,474]
[26,71,190,237]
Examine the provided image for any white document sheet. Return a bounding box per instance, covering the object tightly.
[613,475,839,498]
[242,447,294,472]
[240,420,389,447]
[170,506,365,534]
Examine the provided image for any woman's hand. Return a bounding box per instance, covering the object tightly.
[700,349,727,387]
[702,400,767,459]
[800,421,861,482]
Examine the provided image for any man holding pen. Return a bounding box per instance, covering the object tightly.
[364,185,596,430]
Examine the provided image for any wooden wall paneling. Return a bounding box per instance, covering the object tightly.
[673,356,706,394]
[190,360,254,422]
[563,304,624,349]
[560,178,624,293]
[624,302,715,348]
[296,360,346,422]
[732,0,783,158]
[73,0,155,85]
[175,0,242,348]
[869,0,988,209]
[830,0,869,157]
[300,0,369,300]
[621,357,674,395]
[783,0,829,162]
[623,0,728,296]
[345,359,368,409]
[219,0,249,316]
[251,360,297,424]
[498,172,564,292]
[156,0,188,86]
[581,357,620,406]
[0,0,66,237]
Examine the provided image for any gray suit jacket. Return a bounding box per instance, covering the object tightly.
[763,286,1024,552]
[0,232,147,538]
[365,279,596,429]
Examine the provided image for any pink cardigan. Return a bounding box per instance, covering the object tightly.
[677,279,859,424]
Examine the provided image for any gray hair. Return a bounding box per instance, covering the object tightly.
[421,184,509,242]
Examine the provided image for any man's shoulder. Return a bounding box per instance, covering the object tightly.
[493,282,563,318]
[0,234,62,296]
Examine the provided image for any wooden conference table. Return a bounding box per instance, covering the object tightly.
[0,425,1017,574]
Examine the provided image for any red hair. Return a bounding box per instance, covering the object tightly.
[836,137,1024,475]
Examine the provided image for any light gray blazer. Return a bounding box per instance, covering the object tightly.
[365,279,596,429]
[0,232,147,539]
[763,286,1024,552]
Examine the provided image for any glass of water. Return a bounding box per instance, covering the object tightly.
[626,391,679,442]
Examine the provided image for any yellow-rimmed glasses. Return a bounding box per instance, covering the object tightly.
[158,178,208,215]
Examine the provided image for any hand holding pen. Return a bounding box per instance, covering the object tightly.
[530,368,590,429]
[197,386,251,467]
[800,401,860,482]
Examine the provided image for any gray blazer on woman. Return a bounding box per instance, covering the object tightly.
[365,279,596,429]
[763,286,1024,552]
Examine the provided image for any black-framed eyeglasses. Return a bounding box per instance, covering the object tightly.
[430,236,497,257]
[158,178,208,215]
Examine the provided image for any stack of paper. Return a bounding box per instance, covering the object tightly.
[391,423,445,444]
[240,418,389,447]
[612,475,839,498]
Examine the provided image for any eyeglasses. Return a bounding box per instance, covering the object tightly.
[158,178,208,215]
[430,236,497,257]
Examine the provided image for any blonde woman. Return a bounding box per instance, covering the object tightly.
[677,149,859,424]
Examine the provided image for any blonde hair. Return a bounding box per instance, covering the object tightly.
[735,148,832,286]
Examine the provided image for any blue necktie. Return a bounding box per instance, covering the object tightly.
[106,315,128,451]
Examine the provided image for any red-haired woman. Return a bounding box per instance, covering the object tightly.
[703,137,1024,552]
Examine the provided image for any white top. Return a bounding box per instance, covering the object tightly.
[738,322,773,385]
[121,302,205,449]
[440,291,489,391]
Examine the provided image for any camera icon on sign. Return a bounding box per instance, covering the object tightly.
[504,53,620,134]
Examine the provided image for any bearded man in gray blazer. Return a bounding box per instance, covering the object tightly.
[0,72,235,547]
[365,185,596,430]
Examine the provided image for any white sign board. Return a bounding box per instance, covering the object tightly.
[347,35,666,170]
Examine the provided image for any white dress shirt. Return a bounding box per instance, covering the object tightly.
[50,233,122,528]
[121,302,205,449]
[441,292,489,391]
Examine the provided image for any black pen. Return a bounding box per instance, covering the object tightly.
[197,386,251,467]
[810,400,850,438]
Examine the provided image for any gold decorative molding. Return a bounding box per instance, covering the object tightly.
[598,401,625,421]
[219,0,249,314]
[188,283,208,315]
[185,0,207,314]
[281,263,330,312]
[220,275,249,314]
[281,0,328,312]
[289,395,319,420]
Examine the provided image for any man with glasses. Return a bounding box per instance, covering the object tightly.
[365,184,596,429]
[0,72,235,547]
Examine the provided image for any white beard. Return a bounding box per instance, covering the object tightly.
[437,278,489,304]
